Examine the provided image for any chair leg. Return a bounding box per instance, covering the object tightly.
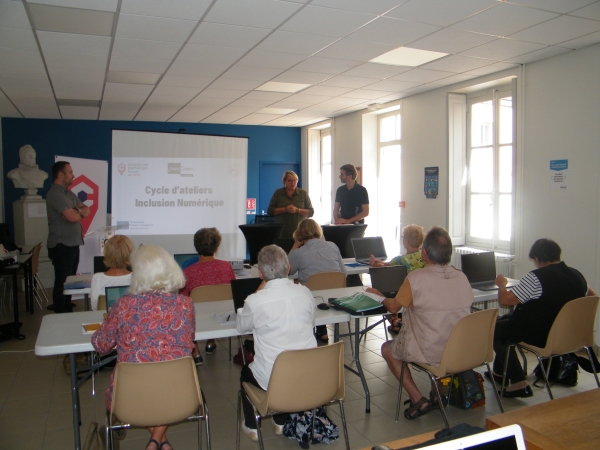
[501,344,511,399]
[484,361,504,413]
[347,321,354,358]
[430,374,450,429]
[585,346,600,387]
[201,390,210,450]
[382,315,389,341]
[338,401,350,450]
[517,346,528,374]
[35,274,50,303]
[236,391,242,450]
[311,408,316,442]
[536,355,554,400]
[255,416,264,450]
[395,361,407,421]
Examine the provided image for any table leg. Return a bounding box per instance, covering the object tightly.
[334,323,340,342]
[84,294,90,311]
[26,261,33,314]
[11,271,24,340]
[70,353,82,450]
[354,318,371,413]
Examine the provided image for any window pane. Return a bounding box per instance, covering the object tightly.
[471,101,493,146]
[470,194,493,239]
[378,144,401,255]
[322,163,331,223]
[498,194,512,241]
[499,145,512,193]
[380,114,400,142]
[498,97,512,145]
[322,135,331,164]
[470,147,493,192]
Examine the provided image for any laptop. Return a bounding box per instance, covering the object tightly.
[230,277,263,312]
[369,266,408,298]
[461,252,518,291]
[351,237,388,265]
[105,285,130,312]
[413,424,527,450]
[174,253,198,269]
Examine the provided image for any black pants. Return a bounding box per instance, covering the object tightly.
[492,316,526,383]
[240,364,287,428]
[48,244,80,313]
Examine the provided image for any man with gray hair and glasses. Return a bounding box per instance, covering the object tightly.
[237,245,316,441]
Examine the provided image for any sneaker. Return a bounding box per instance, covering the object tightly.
[194,354,204,366]
[272,418,284,436]
[242,423,258,441]
[205,342,217,354]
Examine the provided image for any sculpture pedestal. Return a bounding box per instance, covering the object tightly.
[13,198,48,250]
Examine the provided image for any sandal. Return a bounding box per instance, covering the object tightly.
[403,396,432,420]
[160,441,173,450]
[429,391,447,409]
[146,439,160,450]
[387,318,402,334]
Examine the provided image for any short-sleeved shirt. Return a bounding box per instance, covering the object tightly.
[267,187,314,239]
[46,183,83,248]
[288,238,347,285]
[335,183,369,223]
[389,250,426,273]
[179,259,236,297]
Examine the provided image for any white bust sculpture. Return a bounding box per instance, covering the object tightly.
[7,145,49,199]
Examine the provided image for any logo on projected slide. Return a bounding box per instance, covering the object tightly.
[118,163,126,176]
[168,163,181,174]
[69,175,98,236]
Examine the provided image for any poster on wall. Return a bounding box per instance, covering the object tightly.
[56,155,108,275]
[550,159,568,190]
[424,167,438,199]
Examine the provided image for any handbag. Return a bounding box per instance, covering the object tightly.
[533,354,578,387]
[448,370,486,410]
[283,407,339,449]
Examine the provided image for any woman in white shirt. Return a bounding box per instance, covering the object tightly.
[90,235,134,310]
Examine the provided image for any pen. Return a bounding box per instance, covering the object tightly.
[227,315,230,322]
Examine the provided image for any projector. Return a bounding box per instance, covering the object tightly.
[228,260,244,271]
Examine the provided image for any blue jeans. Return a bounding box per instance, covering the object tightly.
[48,244,80,313]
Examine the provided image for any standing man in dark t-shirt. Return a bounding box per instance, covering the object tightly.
[46,161,90,313]
[333,164,369,224]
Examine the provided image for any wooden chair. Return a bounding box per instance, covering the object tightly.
[305,271,346,290]
[237,341,349,450]
[106,356,210,450]
[502,295,600,400]
[396,309,504,428]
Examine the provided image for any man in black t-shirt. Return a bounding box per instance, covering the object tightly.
[333,164,369,224]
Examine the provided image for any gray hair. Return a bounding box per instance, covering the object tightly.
[129,244,186,295]
[257,245,289,281]
[422,226,453,265]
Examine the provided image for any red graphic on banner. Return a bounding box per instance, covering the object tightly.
[69,175,99,236]
[246,198,256,210]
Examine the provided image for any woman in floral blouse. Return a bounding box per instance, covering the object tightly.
[92,244,195,450]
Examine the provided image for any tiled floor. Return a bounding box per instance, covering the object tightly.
[0,293,598,450]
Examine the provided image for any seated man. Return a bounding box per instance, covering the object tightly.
[490,238,596,398]
[367,226,473,420]
[236,245,316,440]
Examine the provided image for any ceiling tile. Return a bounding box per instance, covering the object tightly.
[459,38,546,60]
[209,78,263,90]
[120,0,212,20]
[560,30,600,49]
[203,0,302,29]
[0,48,47,75]
[11,97,60,118]
[0,90,22,117]
[195,88,249,100]
[135,104,183,121]
[503,45,572,63]
[452,2,559,37]
[432,73,478,86]
[106,71,160,84]
[338,89,395,100]
[43,50,108,71]
[390,68,456,84]
[285,92,332,103]
[343,62,412,78]
[300,85,354,96]
[0,0,32,29]
[569,2,600,20]
[221,65,283,82]
[310,0,406,15]
[115,13,196,42]
[256,30,338,55]
[280,5,376,38]
[99,102,140,120]
[292,56,363,75]
[169,106,219,123]
[177,43,247,63]
[508,16,600,46]
[111,38,183,60]
[385,0,498,27]
[166,58,231,78]
[316,39,395,62]
[29,3,114,36]
[268,100,313,109]
[504,0,597,14]
[319,74,380,89]
[37,31,110,55]
[159,75,214,89]
[409,29,498,54]
[243,90,291,101]
[237,51,306,70]
[52,80,103,100]
[419,55,494,72]
[102,82,153,102]
[346,16,441,47]
[189,22,271,48]
[147,85,201,103]
[234,113,282,125]
[109,55,171,74]
[0,26,38,51]
[271,70,332,84]
[59,104,99,119]
[463,61,520,76]
[228,97,274,108]
[29,0,118,13]
[361,79,420,91]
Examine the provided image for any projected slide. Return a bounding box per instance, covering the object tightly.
[111,130,248,257]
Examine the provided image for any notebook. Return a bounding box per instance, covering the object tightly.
[351,237,388,265]
[461,252,518,291]
[369,265,408,298]
[105,285,130,312]
[230,277,262,312]
[173,253,198,269]
[414,424,526,450]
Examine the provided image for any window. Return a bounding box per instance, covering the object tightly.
[466,88,514,251]
[307,124,332,224]
[377,111,401,256]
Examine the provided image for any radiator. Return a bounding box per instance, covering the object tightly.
[451,246,514,278]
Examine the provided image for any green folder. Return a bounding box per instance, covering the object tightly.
[330,292,385,314]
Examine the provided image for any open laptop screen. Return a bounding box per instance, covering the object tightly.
[174,253,198,269]
[351,237,387,263]
[415,424,526,450]
[461,252,497,284]
[105,285,130,312]
[230,278,262,312]
[369,266,407,298]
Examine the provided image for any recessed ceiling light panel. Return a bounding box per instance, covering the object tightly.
[371,47,448,67]
[258,107,297,115]
[255,82,310,93]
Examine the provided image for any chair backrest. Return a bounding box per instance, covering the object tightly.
[190,284,233,302]
[437,309,498,375]
[305,272,347,291]
[31,242,42,275]
[111,356,202,427]
[97,295,106,311]
[264,341,345,414]
[544,296,599,356]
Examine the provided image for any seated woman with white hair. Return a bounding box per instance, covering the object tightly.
[92,245,195,450]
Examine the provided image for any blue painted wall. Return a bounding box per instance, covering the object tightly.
[1,118,301,238]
